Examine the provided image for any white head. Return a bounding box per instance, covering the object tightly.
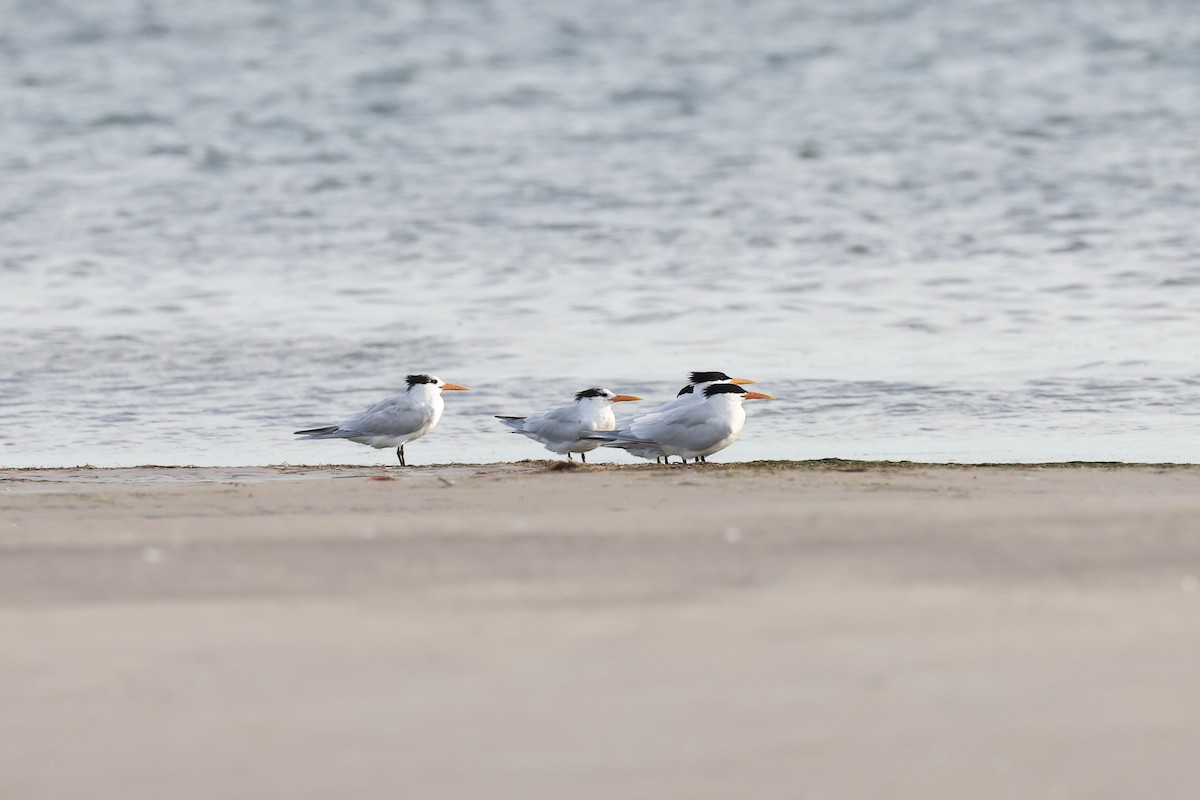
[702,383,775,404]
[676,370,757,398]
[406,374,470,392]
[574,387,642,405]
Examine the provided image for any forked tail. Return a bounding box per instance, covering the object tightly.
[294,425,341,438]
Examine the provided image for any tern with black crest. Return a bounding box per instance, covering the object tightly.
[294,374,469,465]
[630,371,757,462]
[497,387,642,462]
[586,383,775,463]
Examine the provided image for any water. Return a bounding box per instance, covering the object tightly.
[1,0,1198,467]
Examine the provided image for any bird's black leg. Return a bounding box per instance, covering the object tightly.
[581,451,587,464]
[397,445,406,466]
[699,455,706,463]
[567,453,573,461]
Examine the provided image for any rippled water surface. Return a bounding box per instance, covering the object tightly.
[2,0,1198,466]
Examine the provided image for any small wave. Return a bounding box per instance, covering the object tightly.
[354,66,419,87]
[90,112,172,128]
[610,87,697,114]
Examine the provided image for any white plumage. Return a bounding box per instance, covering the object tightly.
[588,383,775,463]
[294,374,469,465]
[496,387,642,462]
[618,371,758,463]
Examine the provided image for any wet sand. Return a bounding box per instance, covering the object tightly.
[2,462,1199,800]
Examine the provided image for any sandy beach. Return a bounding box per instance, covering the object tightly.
[2,462,1199,799]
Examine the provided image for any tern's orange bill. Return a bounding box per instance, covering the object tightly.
[612,394,642,403]
[730,378,757,385]
[743,391,775,400]
[441,383,470,391]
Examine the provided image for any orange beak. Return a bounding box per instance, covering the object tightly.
[730,378,756,385]
[743,391,775,400]
[441,383,470,391]
[611,394,642,403]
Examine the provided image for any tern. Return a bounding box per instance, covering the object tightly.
[631,371,757,462]
[586,383,775,463]
[294,374,469,465]
[496,387,642,462]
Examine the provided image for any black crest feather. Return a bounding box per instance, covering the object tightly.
[676,384,695,396]
[575,387,609,400]
[406,374,437,387]
[689,371,731,384]
[704,383,747,398]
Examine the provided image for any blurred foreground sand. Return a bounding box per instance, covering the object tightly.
[2,463,1199,800]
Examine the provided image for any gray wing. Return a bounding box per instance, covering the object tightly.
[601,404,727,453]
[625,412,668,440]
[294,425,346,440]
[340,395,427,437]
[585,429,648,443]
[515,405,589,444]
[650,404,731,451]
[582,429,662,459]
[607,443,667,459]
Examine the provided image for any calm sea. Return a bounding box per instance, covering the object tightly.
[1,0,1198,467]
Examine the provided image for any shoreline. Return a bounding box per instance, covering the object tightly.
[4,457,1199,473]
[3,459,1198,496]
